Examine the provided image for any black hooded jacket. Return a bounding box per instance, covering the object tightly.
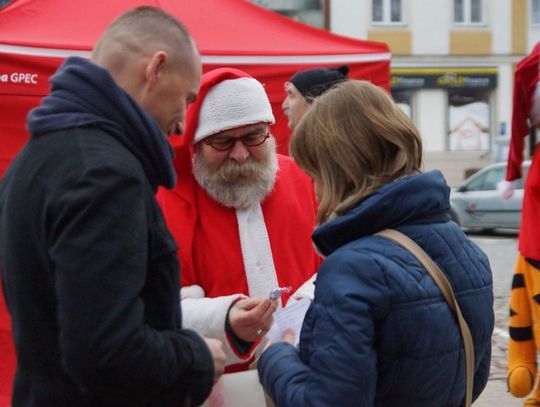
[0,57,214,406]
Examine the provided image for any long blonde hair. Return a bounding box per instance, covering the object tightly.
[290,80,423,224]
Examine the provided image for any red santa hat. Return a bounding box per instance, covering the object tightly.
[177,68,274,147]
[192,77,275,144]
[507,42,540,180]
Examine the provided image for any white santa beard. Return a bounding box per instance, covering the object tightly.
[193,139,278,209]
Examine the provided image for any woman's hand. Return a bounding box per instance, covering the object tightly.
[263,328,296,351]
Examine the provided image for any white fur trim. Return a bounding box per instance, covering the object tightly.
[181,295,257,365]
[193,78,275,144]
[236,204,280,307]
[180,284,205,300]
[497,179,515,201]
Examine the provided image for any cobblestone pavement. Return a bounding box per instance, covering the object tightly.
[490,295,510,381]
[470,234,523,406]
[474,293,523,406]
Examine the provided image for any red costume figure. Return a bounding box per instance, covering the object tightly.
[506,42,540,405]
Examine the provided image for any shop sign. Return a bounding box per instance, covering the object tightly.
[391,68,497,90]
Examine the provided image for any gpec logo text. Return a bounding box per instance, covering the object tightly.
[0,72,38,84]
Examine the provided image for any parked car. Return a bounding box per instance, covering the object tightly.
[449,161,530,232]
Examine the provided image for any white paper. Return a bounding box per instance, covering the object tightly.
[266,297,311,347]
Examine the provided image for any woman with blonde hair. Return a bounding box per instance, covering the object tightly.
[258,80,494,406]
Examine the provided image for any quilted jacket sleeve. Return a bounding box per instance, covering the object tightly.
[258,252,391,407]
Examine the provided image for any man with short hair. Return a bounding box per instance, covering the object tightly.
[157,68,321,371]
[0,6,224,405]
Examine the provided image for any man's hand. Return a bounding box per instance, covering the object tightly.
[203,337,226,384]
[228,297,278,342]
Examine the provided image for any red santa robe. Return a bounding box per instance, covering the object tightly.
[157,68,321,371]
[507,42,540,260]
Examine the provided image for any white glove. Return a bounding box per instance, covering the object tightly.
[497,180,514,201]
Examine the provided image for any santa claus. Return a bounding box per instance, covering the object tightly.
[157,68,321,372]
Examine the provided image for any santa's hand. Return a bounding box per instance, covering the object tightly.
[497,180,514,201]
[228,297,278,342]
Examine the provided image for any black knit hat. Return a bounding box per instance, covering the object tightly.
[289,65,350,100]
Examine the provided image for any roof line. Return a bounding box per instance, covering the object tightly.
[0,44,391,64]
[202,53,391,64]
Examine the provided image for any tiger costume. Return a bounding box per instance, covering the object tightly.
[506,42,540,405]
[508,256,540,405]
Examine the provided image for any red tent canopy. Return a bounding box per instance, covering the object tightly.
[0,0,390,175]
[0,0,389,403]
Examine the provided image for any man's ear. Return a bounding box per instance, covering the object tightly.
[145,51,167,88]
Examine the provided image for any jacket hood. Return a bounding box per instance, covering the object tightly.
[313,170,450,256]
[27,56,175,191]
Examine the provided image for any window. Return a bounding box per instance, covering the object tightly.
[372,0,404,24]
[249,1,325,29]
[533,0,540,25]
[466,167,504,191]
[448,90,491,151]
[392,90,413,119]
[454,0,483,24]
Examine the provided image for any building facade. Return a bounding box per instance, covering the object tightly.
[253,0,539,186]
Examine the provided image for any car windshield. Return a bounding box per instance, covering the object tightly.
[464,163,529,191]
[467,167,505,191]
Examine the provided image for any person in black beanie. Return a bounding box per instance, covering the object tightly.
[283,65,349,129]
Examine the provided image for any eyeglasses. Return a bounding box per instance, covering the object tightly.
[203,125,270,151]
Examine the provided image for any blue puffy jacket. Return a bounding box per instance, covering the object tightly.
[258,171,494,406]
